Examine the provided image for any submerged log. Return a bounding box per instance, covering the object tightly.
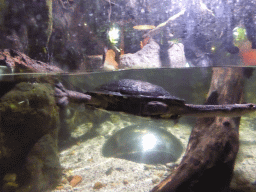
[152,67,247,192]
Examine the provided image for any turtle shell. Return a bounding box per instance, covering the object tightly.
[98,79,176,97]
[87,79,185,117]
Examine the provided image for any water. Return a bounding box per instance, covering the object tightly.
[0,67,256,191]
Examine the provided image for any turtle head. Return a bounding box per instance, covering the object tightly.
[143,101,182,119]
[143,101,169,116]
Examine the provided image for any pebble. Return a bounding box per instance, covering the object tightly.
[93,182,106,189]
[106,167,114,175]
[152,176,160,184]
[123,179,129,185]
[3,173,17,182]
[68,175,82,187]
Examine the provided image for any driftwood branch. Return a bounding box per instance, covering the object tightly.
[142,0,215,39]
[142,9,186,39]
[151,68,247,192]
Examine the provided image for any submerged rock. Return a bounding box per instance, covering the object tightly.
[17,134,61,192]
[102,124,183,164]
[0,82,61,191]
[119,39,186,69]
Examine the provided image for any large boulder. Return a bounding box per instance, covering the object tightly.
[0,82,61,191]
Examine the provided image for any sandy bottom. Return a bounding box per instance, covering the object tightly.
[53,112,256,192]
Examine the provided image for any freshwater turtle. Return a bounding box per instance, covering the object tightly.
[86,79,256,119]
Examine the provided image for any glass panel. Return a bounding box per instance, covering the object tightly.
[0,0,256,192]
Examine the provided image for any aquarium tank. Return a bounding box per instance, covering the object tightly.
[0,0,256,191]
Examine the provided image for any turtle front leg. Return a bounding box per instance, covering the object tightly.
[54,82,91,141]
[54,82,91,107]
